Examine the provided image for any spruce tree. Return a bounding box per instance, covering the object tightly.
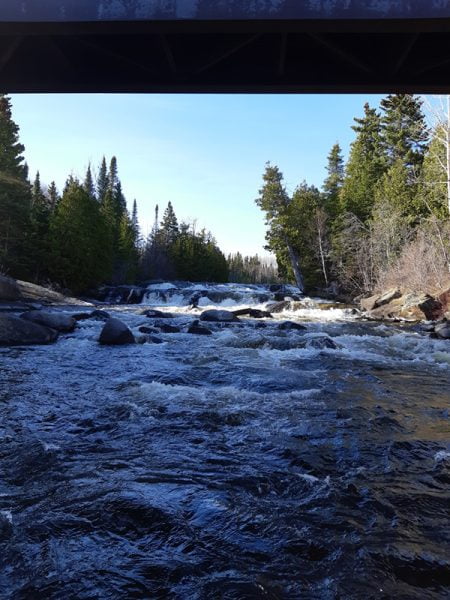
[340,103,386,222]
[47,181,60,211]
[323,142,344,220]
[96,156,109,202]
[160,201,179,247]
[49,179,111,293]
[0,94,31,277]
[30,171,51,280]
[380,94,429,173]
[255,163,304,290]
[83,164,96,200]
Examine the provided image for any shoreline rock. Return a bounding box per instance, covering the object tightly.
[0,314,58,346]
[360,289,450,323]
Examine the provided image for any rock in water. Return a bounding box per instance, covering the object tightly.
[188,324,212,335]
[98,318,135,345]
[200,309,239,322]
[232,308,273,319]
[20,310,76,332]
[0,315,58,345]
[306,336,339,349]
[266,301,290,313]
[140,309,173,319]
[278,321,306,331]
[90,309,110,321]
[0,275,20,301]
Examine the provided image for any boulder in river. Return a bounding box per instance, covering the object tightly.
[187,321,212,335]
[362,292,443,322]
[20,310,76,332]
[91,309,110,321]
[157,323,181,333]
[232,308,273,319]
[278,321,307,331]
[265,301,290,313]
[200,309,240,322]
[138,325,159,334]
[0,314,58,345]
[98,318,135,345]
[305,335,339,349]
[140,309,173,319]
[0,275,21,301]
[360,288,401,312]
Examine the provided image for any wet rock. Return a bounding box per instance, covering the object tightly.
[0,275,20,301]
[200,309,240,322]
[20,310,76,332]
[364,292,439,322]
[147,335,164,344]
[98,318,135,345]
[0,314,58,345]
[157,323,181,333]
[188,321,212,335]
[306,336,339,349]
[138,326,159,334]
[434,322,450,339]
[361,288,401,312]
[16,279,92,306]
[278,321,306,331]
[266,300,290,313]
[135,334,147,344]
[232,308,273,319]
[91,309,110,320]
[140,308,173,319]
[72,312,92,321]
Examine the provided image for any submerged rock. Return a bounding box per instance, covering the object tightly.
[157,323,181,333]
[232,308,273,319]
[188,321,212,335]
[91,309,110,320]
[20,310,76,332]
[278,321,307,331]
[138,325,159,334]
[306,336,339,349]
[0,314,58,345]
[98,318,135,345]
[200,309,239,322]
[141,308,173,319]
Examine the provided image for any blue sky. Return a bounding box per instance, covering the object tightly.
[10,94,385,256]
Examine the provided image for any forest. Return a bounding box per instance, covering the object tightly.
[256,94,450,298]
[1,93,449,298]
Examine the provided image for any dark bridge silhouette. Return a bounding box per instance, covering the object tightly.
[1,1,450,92]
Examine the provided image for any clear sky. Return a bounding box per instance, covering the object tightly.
[10,94,385,256]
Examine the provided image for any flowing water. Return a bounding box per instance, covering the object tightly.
[1,282,450,599]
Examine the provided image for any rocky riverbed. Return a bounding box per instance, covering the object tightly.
[1,281,450,598]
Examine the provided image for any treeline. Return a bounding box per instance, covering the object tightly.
[227,252,280,284]
[257,94,450,296]
[0,94,229,293]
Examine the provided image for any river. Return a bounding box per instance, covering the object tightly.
[1,282,450,599]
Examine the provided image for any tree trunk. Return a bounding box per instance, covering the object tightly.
[286,241,304,292]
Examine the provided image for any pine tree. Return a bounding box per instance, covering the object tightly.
[323,142,344,220]
[255,163,304,290]
[0,94,31,277]
[29,171,51,280]
[340,103,386,222]
[380,94,429,174]
[47,181,60,211]
[160,201,179,247]
[96,156,109,202]
[83,164,96,200]
[49,179,111,293]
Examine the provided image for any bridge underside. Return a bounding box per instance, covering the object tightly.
[1,19,450,93]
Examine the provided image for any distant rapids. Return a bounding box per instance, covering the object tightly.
[1,282,450,599]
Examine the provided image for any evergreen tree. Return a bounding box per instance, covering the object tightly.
[29,171,51,280]
[83,164,96,200]
[47,181,60,211]
[340,103,386,222]
[160,201,179,247]
[323,142,344,219]
[49,179,111,293]
[96,156,109,202]
[255,163,304,290]
[380,94,429,174]
[0,94,31,277]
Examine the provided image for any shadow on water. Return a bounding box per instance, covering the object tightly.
[0,300,450,599]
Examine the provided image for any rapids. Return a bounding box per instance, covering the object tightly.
[1,282,449,599]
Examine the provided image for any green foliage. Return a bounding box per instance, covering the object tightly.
[0,94,31,277]
[49,180,111,293]
[323,142,344,219]
[416,132,448,219]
